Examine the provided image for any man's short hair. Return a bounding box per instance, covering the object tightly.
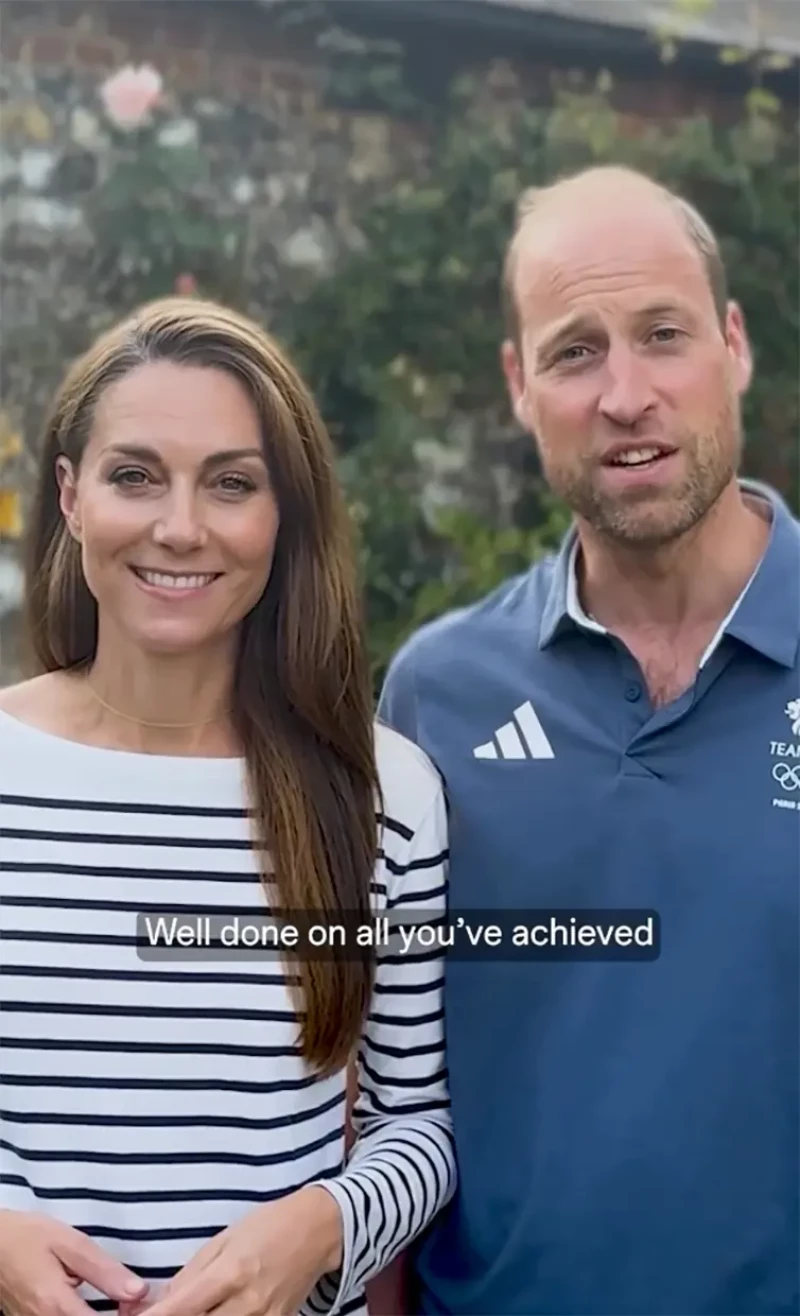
[501,168,729,343]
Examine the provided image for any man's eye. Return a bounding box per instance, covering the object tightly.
[559,345,590,362]
[651,327,680,343]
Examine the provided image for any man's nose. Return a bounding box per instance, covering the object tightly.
[598,347,657,428]
[151,489,208,551]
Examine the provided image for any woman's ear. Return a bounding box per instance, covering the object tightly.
[55,455,81,542]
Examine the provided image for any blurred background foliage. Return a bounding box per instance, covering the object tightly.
[1,0,797,689]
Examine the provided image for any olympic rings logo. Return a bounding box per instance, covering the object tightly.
[772,761,800,791]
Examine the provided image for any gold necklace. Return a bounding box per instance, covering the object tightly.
[86,682,230,729]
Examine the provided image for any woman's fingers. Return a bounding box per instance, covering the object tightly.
[52,1230,147,1304]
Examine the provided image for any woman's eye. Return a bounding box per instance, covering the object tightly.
[217,474,255,495]
[109,467,150,487]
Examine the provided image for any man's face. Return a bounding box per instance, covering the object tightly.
[501,192,752,546]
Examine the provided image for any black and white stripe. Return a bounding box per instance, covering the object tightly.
[0,712,455,1315]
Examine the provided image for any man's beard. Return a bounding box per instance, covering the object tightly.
[542,408,742,548]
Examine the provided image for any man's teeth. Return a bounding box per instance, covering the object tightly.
[137,570,216,590]
[612,447,665,467]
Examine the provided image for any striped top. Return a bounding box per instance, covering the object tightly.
[0,708,455,1316]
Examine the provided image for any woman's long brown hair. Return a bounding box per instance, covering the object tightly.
[23,296,380,1075]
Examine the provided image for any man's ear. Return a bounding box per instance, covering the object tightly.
[724,299,753,396]
[500,338,529,430]
[56,455,81,542]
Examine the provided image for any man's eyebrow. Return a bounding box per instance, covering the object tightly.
[535,313,601,360]
[105,443,266,468]
[633,301,697,324]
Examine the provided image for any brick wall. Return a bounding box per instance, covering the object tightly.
[2,1,316,97]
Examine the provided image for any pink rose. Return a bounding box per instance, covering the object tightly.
[174,273,198,295]
[100,64,163,131]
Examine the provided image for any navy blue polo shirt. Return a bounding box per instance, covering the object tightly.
[378,480,800,1315]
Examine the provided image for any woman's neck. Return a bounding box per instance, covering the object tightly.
[77,636,239,756]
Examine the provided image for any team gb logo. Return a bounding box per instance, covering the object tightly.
[786,699,800,736]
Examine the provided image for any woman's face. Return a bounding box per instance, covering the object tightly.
[57,359,280,657]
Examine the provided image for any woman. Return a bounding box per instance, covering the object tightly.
[0,297,454,1316]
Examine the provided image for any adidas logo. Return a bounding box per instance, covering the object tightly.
[473,700,554,760]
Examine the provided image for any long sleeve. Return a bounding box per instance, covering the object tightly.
[304,772,456,1315]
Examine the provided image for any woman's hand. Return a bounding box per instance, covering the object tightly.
[0,1208,148,1316]
[142,1186,343,1316]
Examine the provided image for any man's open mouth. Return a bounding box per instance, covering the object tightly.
[603,445,676,470]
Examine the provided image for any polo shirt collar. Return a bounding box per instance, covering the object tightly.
[538,479,800,669]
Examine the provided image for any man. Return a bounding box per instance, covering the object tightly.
[378,165,799,1314]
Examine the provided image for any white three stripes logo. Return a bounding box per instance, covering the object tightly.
[473,700,555,760]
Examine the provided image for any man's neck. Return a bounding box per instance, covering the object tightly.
[575,482,771,639]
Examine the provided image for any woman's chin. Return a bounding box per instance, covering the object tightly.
[121,620,230,657]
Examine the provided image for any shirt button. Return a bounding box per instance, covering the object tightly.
[625,682,642,702]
